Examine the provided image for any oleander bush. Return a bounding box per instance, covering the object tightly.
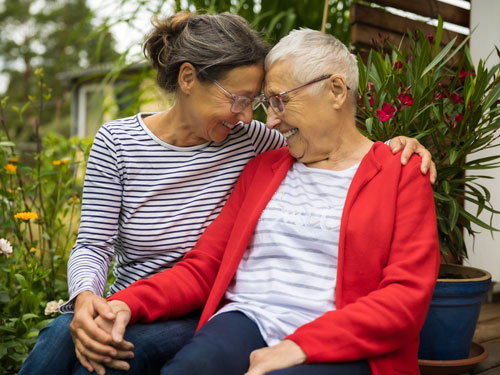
[356,20,500,261]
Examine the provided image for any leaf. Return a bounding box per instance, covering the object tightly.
[442,180,450,195]
[450,199,459,230]
[22,313,39,321]
[0,290,10,304]
[433,192,453,202]
[0,141,15,147]
[14,274,27,288]
[433,16,443,55]
[20,101,31,114]
[420,37,457,78]
[365,117,374,134]
[483,77,500,109]
[462,209,500,231]
[449,149,459,165]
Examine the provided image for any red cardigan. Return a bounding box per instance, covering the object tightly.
[109,142,440,375]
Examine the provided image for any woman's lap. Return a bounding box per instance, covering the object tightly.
[161,311,371,375]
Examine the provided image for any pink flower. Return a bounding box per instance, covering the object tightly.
[459,69,475,81]
[435,88,450,100]
[0,238,12,257]
[44,299,65,316]
[377,102,396,122]
[367,81,374,93]
[394,61,403,69]
[455,113,464,124]
[451,92,463,104]
[398,93,414,107]
[369,96,375,107]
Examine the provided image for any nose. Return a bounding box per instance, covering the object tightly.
[265,106,281,130]
[237,104,253,125]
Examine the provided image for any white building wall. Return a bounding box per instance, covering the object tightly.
[465,0,500,282]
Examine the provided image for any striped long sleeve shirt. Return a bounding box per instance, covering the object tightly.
[61,114,285,312]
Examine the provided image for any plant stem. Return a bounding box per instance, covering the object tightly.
[0,100,12,142]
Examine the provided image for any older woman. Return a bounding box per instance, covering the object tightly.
[104,29,440,375]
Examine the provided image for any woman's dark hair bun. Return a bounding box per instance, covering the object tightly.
[144,11,194,72]
[143,11,270,93]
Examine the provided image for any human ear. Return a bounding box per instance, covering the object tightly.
[177,62,197,94]
[329,75,348,109]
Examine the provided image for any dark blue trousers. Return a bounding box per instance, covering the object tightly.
[19,311,199,375]
[161,311,371,375]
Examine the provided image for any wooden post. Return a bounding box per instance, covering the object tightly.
[321,0,329,32]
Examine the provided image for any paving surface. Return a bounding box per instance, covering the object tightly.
[472,301,500,375]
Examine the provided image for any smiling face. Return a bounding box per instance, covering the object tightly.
[186,63,265,143]
[264,61,341,164]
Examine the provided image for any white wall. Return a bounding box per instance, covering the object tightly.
[465,0,500,281]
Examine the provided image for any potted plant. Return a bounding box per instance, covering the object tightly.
[355,20,500,367]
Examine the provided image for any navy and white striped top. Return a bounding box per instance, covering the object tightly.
[62,113,285,312]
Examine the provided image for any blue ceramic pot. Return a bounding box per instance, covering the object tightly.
[418,264,491,360]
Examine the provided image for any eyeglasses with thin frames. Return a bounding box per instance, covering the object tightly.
[213,80,259,114]
[255,74,350,115]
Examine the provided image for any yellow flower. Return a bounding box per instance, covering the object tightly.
[8,157,19,163]
[52,159,70,166]
[14,212,39,221]
[5,164,17,174]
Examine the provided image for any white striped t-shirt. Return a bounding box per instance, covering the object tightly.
[62,113,285,312]
[215,161,359,345]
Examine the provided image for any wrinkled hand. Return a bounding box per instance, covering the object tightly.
[388,136,437,184]
[245,340,307,375]
[70,292,133,374]
[90,301,134,374]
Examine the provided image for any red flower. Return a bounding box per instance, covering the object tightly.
[436,88,450,100]
[451,92,463,104]
[426,34,435,44]
[398,93,414,107]
[369,96,375,107]
[377,102,396,122]
[394,61,403,69]
[455,113,464,124]
[459,69,475,81]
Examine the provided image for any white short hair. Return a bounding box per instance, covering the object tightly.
[265,29,358,100]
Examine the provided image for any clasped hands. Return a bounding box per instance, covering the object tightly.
[70,291,133,375]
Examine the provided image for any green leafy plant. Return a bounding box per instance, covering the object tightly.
[0,69,91,373]
[356,20,500,261]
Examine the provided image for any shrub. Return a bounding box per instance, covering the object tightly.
[0,69,91,373]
